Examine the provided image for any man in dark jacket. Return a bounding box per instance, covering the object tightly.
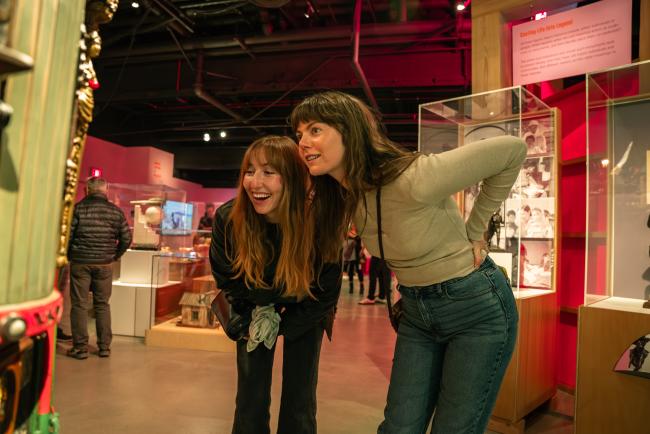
[67,177,132,359]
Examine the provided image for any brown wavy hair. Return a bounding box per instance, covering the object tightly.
[229,136,316,300]
[290,91,418,227]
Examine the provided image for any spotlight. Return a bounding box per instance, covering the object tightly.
[203,133,211,142]
[131,1,140,8]
[456,1,470,11]
[304,1,315,19]
[219,130,227,139]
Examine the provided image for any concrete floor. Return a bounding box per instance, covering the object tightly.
[53,282,574,434]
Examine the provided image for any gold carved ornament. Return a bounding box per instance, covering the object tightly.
[56,0,118,267]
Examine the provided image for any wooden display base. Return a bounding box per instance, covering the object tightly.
[487,416,525,434]
[145,317,236,353]
[575,298,650,434]
[489,291,558,434]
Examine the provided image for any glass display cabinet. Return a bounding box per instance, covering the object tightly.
[576,60,650,434]
[419,86,557,297]
[419,86,559,434]
[144,248,232,352]
[107,182,186,228]
[107,183,216,342]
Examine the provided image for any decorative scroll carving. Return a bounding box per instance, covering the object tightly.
[56,0,118,267]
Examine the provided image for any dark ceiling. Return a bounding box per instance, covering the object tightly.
[90,0,472,187]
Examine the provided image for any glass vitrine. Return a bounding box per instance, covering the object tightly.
[419,86,558,297]
[585,59,650,309]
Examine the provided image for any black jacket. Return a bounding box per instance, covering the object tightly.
[68,193,132,264]
[209,200,342,341]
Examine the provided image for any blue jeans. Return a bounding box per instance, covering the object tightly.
[378,257,518,434]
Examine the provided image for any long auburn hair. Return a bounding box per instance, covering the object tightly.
[290,91,418,226]
[229,136,316,300]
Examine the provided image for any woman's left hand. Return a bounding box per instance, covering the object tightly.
[471,239,488,268]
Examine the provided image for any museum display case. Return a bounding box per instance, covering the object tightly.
[110,233,212,338]
[419,85,558,296]
[419,86,559,434]
[144,248,232,353]
[107,183,186,227]
[575,59,650,434]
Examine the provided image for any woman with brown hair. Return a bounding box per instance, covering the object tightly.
[290,91,526,434]
[209,135,343,434]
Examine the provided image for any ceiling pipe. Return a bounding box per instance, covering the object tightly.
[351,0,379,112]
[100,35,465,66]
[101,21,456,59]
[150,0,195,34]
[194,52,261,133]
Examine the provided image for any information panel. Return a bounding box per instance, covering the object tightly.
[512,0,631,85]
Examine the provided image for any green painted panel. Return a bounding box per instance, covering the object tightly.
[36,0,86,298]
[0,0,41,305]
[10,0,58,303]
[0,0,85,304]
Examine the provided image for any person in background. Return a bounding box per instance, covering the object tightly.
[67,177,132,359]
[210,135,343,434]
[291,91,526,434]
[56,264,73,341]
[199,202,215,230]
[343,227,365,295]
[359,256,390,305]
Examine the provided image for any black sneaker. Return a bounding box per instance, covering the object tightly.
[66,348,88,360]
[98,349,111,358]
[57,328,72,341]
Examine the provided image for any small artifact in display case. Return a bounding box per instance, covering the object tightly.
[131,199,163,250]
[178,291,218,328]
[614,334,650,379]
[486,209,504,250]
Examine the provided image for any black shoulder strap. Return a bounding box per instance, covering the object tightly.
[375,187,384,258]
[375,187,393,316]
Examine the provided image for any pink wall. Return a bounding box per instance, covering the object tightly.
[78,136,236,204]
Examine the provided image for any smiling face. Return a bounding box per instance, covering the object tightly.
[242,153,283,223]
[295,121,347,184]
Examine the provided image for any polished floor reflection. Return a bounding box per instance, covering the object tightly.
[54,281,574,434]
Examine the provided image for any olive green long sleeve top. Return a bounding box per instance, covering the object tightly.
[354,135,527,287]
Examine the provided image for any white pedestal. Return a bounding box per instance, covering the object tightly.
[120,249,169,285]
[111,280,180,337]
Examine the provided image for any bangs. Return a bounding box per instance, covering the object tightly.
[290,95,335,131]
[240,136,303,186]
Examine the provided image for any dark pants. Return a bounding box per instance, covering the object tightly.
[368,257,391,300]
[345,260,364,293]
[70,263,113,351]
[57,264,72,335]
[233,326,324,434]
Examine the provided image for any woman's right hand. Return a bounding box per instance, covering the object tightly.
[471,239,488,268]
